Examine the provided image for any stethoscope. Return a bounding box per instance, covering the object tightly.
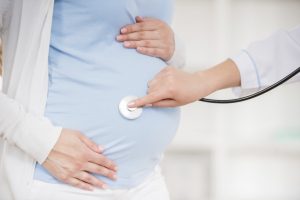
[119,67,300,120]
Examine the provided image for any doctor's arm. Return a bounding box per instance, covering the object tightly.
[128,26,300,108]
[128,59,240,107]
[230,26,300,96]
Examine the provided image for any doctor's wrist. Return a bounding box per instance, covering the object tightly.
[203,59,241,93]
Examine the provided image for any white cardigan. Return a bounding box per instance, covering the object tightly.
[0,0,186,199]
[0,1,62,199]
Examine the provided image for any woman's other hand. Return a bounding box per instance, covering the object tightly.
[43,129,118,191]
[117,16,175,61]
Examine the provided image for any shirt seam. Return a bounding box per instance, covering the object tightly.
[242,49,261,89]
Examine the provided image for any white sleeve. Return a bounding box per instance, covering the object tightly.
[0,1,62,164]
[230,26,300,96]
[166,34,186,68]
[0,92,62,164]
[0,1,5,34]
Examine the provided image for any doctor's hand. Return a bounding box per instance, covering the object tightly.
[117,16,175,61]
[43,129,117,191]
[128,60,241,108]
[128,66,211,108]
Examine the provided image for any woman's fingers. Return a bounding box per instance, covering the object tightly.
[84,162,117,181]
[117,31,160,42]
[137,47,167,58]
[43,129,119,191]
[88,151,117,173]
[74,171,107,190]
[117,16,174,61]
[123,40,164,49]
[79,134,102,153]
[67,178,94,191]
[135,16,145,23]
[78,134,117,173]
[43,152,96,191]
[120,18,159,34]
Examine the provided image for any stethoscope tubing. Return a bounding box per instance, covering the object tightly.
[199,67,300,104]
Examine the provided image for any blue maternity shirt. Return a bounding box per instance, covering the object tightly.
[34,0,180,189]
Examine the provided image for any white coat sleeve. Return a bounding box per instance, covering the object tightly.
[230,26,300,96]
[166,34,186,68]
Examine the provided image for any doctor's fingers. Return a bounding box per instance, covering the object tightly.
[83,162,117,181]
[151,99,179,108]
[145,87,179,107]
[129,92,168,108]
[147,83,176,101]
[147,70,174,89]
[146,85,184,107]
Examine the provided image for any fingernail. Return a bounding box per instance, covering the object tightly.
[136,16,143,21]
[102,184,108,189]
[121,28,127,33]
[113,166,118,171]
[98,145,104,152]
[137,47,144,51]
[127,102,135,107]
[124,41,130,47]
[116,35,122,41]
[113,174,118,180]
[145,104,152,107]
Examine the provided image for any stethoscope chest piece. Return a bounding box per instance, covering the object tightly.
[119,96,143,120]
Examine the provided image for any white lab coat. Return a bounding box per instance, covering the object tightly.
[0,0,184,199]
[231,26,300,96]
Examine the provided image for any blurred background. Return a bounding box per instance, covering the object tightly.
[161,0,300,200]
[1,0,300,200]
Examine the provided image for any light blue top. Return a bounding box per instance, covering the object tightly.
[34,0,180,189]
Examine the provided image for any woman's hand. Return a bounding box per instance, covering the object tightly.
[117,16,175,61]
[43,129,117,191]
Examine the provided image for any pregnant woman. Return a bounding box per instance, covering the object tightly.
[0,0,183,199]
[31,0,182,199]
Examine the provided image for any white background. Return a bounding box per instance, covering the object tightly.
[161,0,300,200]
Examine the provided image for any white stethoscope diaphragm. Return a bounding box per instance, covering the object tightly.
[119,96,143,120]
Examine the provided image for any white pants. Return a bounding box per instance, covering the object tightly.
[28,167,169,200]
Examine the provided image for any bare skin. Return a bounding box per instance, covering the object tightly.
[42,17,176,191]
[128,59,241,108]
[43,129,117,191]
[117,16,175,61]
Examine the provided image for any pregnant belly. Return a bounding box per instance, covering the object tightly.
[44,46,180,188]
